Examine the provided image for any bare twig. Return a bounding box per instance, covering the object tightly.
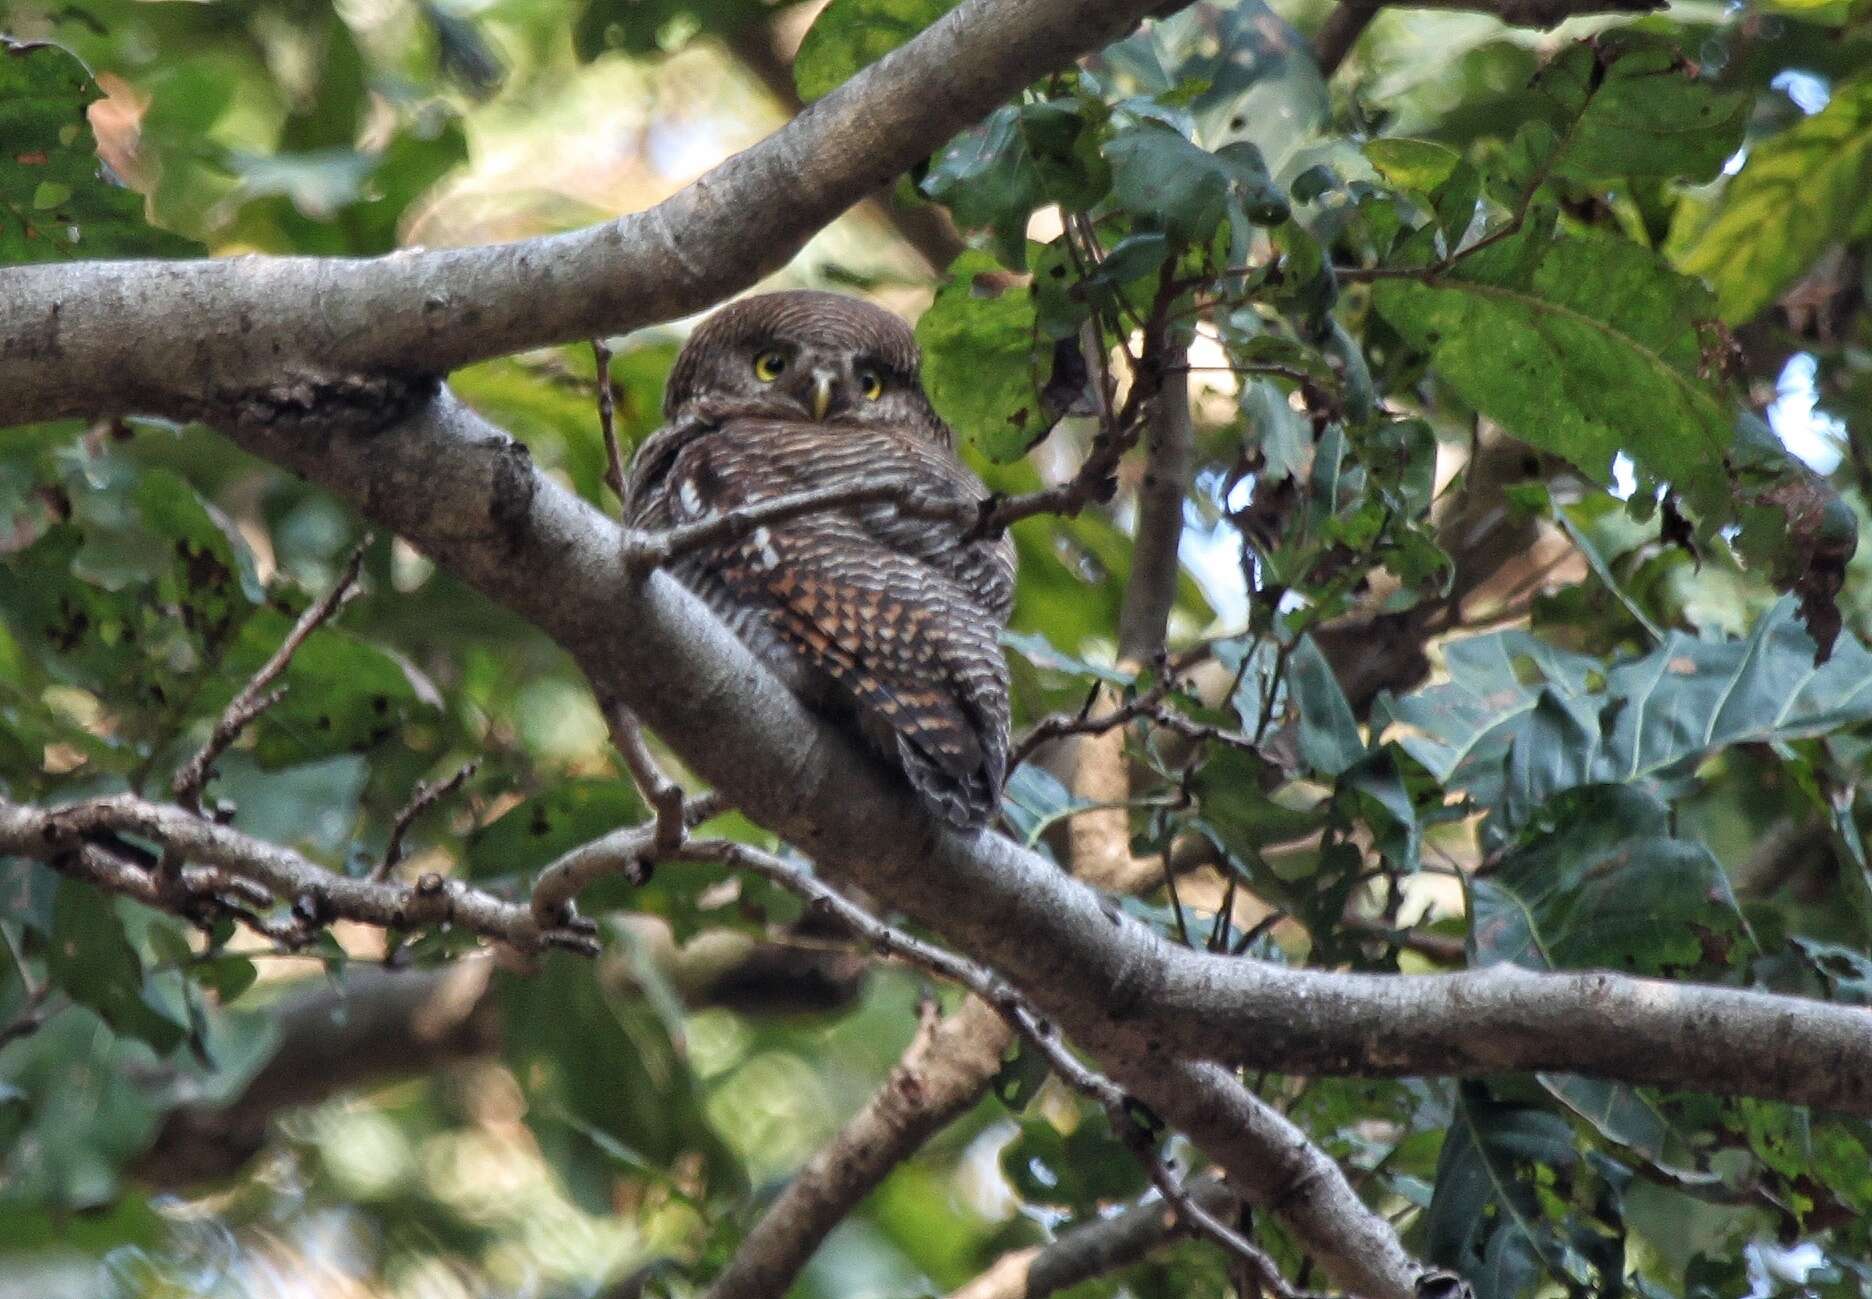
[947,1174,1236,1299]
[594,337,628,509]
[1,794,600,957]
[528,790,727,925]
[1013,681,1175,770]
[686,837,1323,1298]
[372,761,479,884]
[172,539,370,813]
[0,922,57,1049]
[605,703,687,855]
[621,479,977,573]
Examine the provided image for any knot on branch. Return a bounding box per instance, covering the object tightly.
[215,368,441,437]
[485,435,539,554]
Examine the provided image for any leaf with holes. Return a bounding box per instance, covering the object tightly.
[0,39,199,264]
[917,251,1044,461]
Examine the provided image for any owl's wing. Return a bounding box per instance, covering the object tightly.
[651,421,1011,830]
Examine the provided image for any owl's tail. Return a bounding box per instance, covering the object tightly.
[894,729,1004,831]
[839,668,1005,831]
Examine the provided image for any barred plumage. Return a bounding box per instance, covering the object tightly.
[624,292,1016,830]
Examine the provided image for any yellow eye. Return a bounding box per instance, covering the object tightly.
[754,350,788,382]
[858,368,884,400]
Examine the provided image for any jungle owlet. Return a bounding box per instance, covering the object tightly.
[623,291,1016,831]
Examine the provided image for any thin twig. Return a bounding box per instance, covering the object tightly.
[373,761,479,884]
[1012,681,1175,769]
[606,704,686,855]
[172,538,371,813]
[0,922,56,1048]
[593,337,628,510]
[621,480,977,572]
[686,837,1329,1299]
[528,790,727,925]
[4,794,600,957]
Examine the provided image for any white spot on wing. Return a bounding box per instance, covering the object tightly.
[752,526,781,570]
[678,477,705,519]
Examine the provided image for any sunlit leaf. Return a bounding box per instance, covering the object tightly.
[1675,75,1872,323]
[794,0,958,102]
[917,251,1044,462]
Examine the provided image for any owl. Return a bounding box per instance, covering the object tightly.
[624,291,1017,831]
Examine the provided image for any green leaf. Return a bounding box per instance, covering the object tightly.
[1675,76,1872,323]
[1000,628,1133,685]
[0,1011,171,1213]
[1526,36,1748,183]
[0,38,201,264]
[1372,231,1734,506]
[463,778,648,880]
[922,100,1110,268]
[1424,1086,1615,1299]
[497,955,743,1213]
[47,882,185,1054]
[794,0,958,102]
[1191,746,1328,855]
[193,954,259,1005]
[916,251,1044,461]
[1000,764,1094,849]
[1364,138,1478,247]
[204,613,441,770]
[573,0,768,59]
[1106,121,1286,246]
[1472,786,1747,975]
[1392,600,1872,831]
[1365,138,1463,192]
[999,1111,1149,1211]
[990,1038,1050,1111]
[1289,635,1364,777]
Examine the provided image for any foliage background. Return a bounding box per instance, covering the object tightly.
[2,0,1872,1296]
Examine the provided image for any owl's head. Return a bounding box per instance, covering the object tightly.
[664,291,947,442]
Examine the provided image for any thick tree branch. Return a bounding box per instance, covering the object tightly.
[683,838,1321,1297]
[201,389,1872,1125]
[20,391,1872,1286]
[70,383,1859,1294]
[1,0,1170,426]
[715,13,969,274]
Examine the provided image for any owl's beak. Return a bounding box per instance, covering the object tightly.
[810,370,835,421]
